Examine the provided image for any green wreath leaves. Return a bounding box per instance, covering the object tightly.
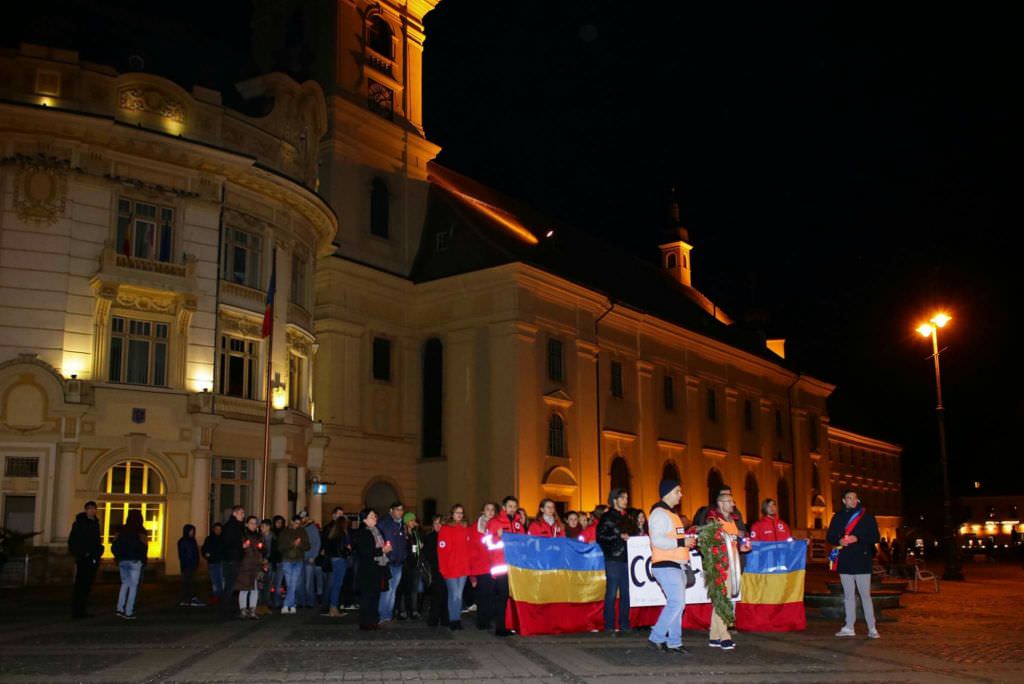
[696,519,735,625]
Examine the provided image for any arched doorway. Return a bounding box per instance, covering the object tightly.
[745,472,760,525]
[610,456,631,497]
[98,460,166,559]
[777,477,792,526]
[707,467,725,508]
[364,480,400,515]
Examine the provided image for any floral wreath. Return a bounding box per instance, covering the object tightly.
[696,519,734,625]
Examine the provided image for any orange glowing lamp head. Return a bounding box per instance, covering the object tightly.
[931,313,951,328]
[916,323,934,337]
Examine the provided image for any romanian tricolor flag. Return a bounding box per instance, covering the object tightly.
[504,533,606,635]
[261,255,276,338]
[735,539,807,632]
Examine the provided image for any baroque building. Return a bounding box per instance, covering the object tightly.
[0,0,902,579]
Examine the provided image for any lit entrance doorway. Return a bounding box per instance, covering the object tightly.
[98,460,166,559]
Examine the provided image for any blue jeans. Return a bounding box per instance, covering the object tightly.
[650,565,686,648]
[378,564,403,619]
[117,560,143,616]
[445,576,468,622]
[208,562,223,596]
[326,557,347,609]
[269,564,284,607]
[303,561,324,606]
[604,560,630,631]
[282,562,303,609]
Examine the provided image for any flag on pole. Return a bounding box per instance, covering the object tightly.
[262,254,276,338]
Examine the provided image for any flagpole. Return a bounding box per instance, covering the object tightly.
[260,330,273,520]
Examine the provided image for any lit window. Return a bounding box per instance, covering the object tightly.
[108,316,168,386]
[117,199,175,263]
[288,352,305,410]
[219,334,259,399]
[99,460,165,559]
[222,227,262,289]
[209,457,252,527]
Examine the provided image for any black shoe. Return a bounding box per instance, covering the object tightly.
[495,628,513,637]
[648,641,667,652]
[449,620,462,631]
[666,646,691,656]
[397,612,408,621]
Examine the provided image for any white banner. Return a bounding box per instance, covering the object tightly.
[627,536,710,607]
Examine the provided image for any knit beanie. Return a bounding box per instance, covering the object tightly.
[659,479,679,499]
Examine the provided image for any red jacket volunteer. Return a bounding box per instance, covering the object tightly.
[527,517,564,538]
[438,523,472,579]
[749,515,793,542]
[484,509,525,576]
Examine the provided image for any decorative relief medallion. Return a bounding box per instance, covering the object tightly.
[12,157,68,224]
[115,292,175,314]
[118,87,186,123]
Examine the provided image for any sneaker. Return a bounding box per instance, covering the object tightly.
[835,627,856,637]
[720,640,735,650]
[666,646,691,656]
[648,641,667,652]
[465,604,477,612]
[178,601,191,607]
[867,629,880,640]
[189,598,206,607]
[116,610,125,618]
[123,613,136,620]
[708,639,722,648]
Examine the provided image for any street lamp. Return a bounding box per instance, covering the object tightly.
[916,312,963,580]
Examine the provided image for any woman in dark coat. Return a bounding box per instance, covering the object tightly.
[422,514,448,627]
[234,516,265,619]
[353,508,390,630]
[112,509,148,619]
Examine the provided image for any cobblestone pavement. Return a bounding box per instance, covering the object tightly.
[1,562,1021,683]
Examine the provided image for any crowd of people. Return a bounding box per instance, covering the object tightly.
[65,481,881,652]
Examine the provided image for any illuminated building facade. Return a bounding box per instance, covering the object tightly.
[956,495,1024,555]
[0,44,335,577]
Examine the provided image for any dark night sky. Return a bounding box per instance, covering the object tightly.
[6,1,1019,528]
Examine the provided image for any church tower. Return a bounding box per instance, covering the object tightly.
[659,189,694,287]
[252,0,442,276]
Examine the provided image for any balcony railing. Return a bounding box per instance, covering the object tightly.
[365,48,395,77]
[114,253,188,277]
[287,301,312,331]
[220,280,265,313]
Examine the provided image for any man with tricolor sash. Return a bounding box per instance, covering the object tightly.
[826,489,881,639]
[647,479,696,655]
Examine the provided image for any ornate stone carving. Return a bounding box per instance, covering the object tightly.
[118,87,186,123]
[12,156,68,224]
[220,310,263,338]
[115,291,176,314]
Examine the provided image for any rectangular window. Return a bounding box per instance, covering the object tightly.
[290,251,307,306]
[610,361,623,398]
[108,316,168,386]
[706,388,717,422]
[547,338,564,382]
[775,409,784,437]
[209,457,253,527]
[372,337,392,381]
[744,399,754,431]
[222,228,262,289]
[4,457,39,478]
[117,199,174,263]
[219,334,259,399]
[663,375,675,411]
[3,495,35,536]
[808,413,820,451]
[289,352,305,410]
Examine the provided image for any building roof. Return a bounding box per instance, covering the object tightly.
[410,163,803,370]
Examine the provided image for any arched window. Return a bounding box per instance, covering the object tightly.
[421,338,443,459]
[548,414,565,458]
[610,456,631,497]
[745,472,759,524]
[707,467,725,509]
[99,460,166,559]
[364,480,399,514]
[665,253,678,269]
[777,477,792,525]
[370,178,390,239]
[366,15,394,59]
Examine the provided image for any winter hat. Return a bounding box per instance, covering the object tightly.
[658,479,680,499]
[402,512,416,524]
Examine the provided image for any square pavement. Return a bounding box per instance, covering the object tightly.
[1,563,1022,683]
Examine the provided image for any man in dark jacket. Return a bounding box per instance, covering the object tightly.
[218,506,245,618]
[201,523,225,604]
[377,500,409,622]
[177,524,204,607]
[827,489,881,639]
[597,488,635,634]
[68,501,103,619]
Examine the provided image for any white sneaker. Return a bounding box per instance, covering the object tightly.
[835,627,856,637]
[867,629,880,639]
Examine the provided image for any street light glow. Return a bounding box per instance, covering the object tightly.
[916,323,934,337]
[931,312,951,328]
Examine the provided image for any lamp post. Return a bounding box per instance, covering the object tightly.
[916,312,964,580]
